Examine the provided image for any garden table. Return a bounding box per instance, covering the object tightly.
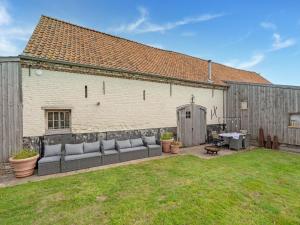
[219,132,245,140]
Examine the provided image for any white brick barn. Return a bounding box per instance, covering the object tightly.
[0,16,271,163]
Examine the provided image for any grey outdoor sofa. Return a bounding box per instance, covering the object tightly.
[61,142,102,172]
[143,136,162,157]
[37,136,161,175]
[117,138,148,162]
[101,139,119,165]
[38,144,62,176]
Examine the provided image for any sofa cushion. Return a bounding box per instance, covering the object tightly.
[148,144,161,149]
[38,156,61,163]
[119,146,147,153]
[65,143,84,155]
[132,146,147,151]
[144,136,156,145]
[117,140,131,149]
[64,152,101,161]
[84,141,100,153]
[130,138,144,147]
[103,150,118,155]
[101,139,116,151]
[44,144,61,157]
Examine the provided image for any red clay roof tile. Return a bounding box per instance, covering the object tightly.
[23,16,270,85]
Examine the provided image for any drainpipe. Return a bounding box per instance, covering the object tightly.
[207,60,213,83]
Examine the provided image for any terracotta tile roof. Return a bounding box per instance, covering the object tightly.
[23,16,270,85]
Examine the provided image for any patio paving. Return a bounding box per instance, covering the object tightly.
[0,145,247,188]
[179,144,254,159]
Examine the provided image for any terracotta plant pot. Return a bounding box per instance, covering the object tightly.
[171,145,180,154]
[161,140,172,153]
[9,154,39,178]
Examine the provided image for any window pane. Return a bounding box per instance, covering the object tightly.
[48,120,53,129]
[60,112,64,121]
[48,112,53,120]
[186,111,191,119]
[54,121,59,129]
[54,112,59,120]
[60,120,65,129]
[290,114,300,127]
[65,112,70,128]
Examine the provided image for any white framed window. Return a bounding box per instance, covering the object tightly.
[45,110,71,134]
[186,111,191,119]
[289,113,300,128]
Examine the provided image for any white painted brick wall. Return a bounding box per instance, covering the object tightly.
[22,68,224,137]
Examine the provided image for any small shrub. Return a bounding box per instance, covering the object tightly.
[13,149,38,160]
[160,132,173,140]
[171,141,182,147]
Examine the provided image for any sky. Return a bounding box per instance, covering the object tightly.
[1,0,300,85]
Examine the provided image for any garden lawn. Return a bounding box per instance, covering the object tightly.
[1,149,300,225]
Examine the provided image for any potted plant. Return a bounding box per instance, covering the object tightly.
[171,141,182,154]
[9,149,39,178]
[160,132,173,153]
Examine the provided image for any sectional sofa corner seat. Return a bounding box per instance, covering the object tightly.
[38,144,62,176]
[61,142,102,172]
[143,136,162,157]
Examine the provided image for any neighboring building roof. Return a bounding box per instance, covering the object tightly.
[23,16,270,86]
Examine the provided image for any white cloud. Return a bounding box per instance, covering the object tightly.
[116,7,148,33]
[0,3,33,56]
[260,21,277,30]
[0,37,18,55]
[0,4,11,25]
[1,27,33,40]
[224,53,265,69]
[239,54,265,69]
[146,43,164,49]
[110,7,224,34]
[271,33,296,51]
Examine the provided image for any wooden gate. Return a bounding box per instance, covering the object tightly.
[0,57,23,163]
[177,103,207,147]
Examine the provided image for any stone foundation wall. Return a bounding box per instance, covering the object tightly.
[23,127,177,156]
[23,125,226,154]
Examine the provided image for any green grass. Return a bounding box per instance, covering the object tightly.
[1,149,300,225]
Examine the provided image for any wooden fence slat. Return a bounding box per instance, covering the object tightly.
[0,58,22,163]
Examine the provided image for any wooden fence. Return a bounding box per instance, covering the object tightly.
[226,81,300,146]
[0,57,23,163]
